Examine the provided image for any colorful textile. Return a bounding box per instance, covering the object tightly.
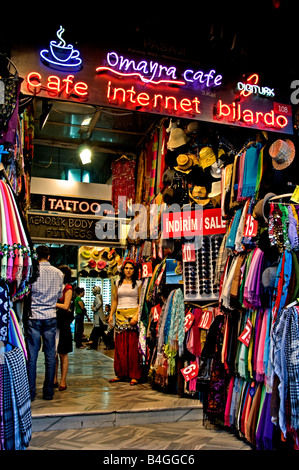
[241,143,263,198]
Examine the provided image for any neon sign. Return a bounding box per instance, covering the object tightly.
[27,72,88,97]
[40,26,82,70]
[96,51,222,88]
[215,99,288,129]
[106,81,201,115]
[237,73,275,98]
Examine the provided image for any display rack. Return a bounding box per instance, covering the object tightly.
[79,277,111,320]
[183,234,224,301]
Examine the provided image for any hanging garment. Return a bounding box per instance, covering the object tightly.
[111,157,136,212]
[241,143,263,198]
[3,347,31,450]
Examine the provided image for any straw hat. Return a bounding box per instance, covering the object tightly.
[208,181,221,198]
[174,153,199,173]
[88,259,96,269]
[91,249,102,260]
[269,139,295,170]
[167,128,189,150]
[189,186,210,205]
[81,249,91,259]
[199,147,225,170]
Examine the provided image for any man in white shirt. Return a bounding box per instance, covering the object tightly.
[27,245,63,401]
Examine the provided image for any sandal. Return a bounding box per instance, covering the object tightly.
[130,379,138,386]
[109,377,122,383]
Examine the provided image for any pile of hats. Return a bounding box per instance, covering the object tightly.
[78,246,121,278]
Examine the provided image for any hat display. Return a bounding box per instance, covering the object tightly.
[189,186,210,206]
[210,159,224,179]
[97,260,107,270]
[80,249,91,259]
[253,192,276,223]
[162,168,175,186]
[252,199,264,222]
[162,187,175,204]
[88,259,96,269]
[199,147,225,170]
[91,249,101,260]
[167,128,189,150]
[208,181,221,198]
[174,153,199,173]
[269,139,295,170]
[186,121,200,134]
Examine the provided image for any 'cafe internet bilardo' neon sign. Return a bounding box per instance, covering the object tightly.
[25,26,290,132]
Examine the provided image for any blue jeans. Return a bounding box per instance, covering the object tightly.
[26,318,57,400]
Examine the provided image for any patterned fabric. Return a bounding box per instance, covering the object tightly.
[4,347,31,449]
[31,261,63,319]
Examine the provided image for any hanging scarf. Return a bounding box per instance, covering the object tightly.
[241,143,263,198]
[254,145,265,200]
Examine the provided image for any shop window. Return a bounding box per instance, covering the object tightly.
[67,169,90,182]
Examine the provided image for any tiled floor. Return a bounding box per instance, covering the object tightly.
[28,342,251,451]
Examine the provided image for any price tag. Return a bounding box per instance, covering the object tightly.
[185,311,194,332]
[180,362,199,382]
[151,304,162,322]
[198,310,213,330]
[238,318,253,347]
[182,243,196,262]
[243,214,258,238]
[142,262,153,278]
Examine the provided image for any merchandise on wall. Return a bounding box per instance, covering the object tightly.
[125,113,299,450]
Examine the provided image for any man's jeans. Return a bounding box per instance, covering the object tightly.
[26,318,57,400]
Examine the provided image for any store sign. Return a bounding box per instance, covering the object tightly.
[30,194,113,216]
[28,211,121,245]
[162,208,226,239]
[11,26,294,134]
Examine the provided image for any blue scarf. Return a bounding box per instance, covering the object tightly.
[241,143,262,198]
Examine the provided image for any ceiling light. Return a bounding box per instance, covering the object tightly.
[79,145,92,164]
[81,117,92,126]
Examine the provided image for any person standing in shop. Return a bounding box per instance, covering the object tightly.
[74,287,91,349]
[26,245,64,401]
[86,285,105,350]
[54,265,74,391]
[108,259,142,385]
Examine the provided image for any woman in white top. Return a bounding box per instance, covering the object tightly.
[108,258,142,385]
